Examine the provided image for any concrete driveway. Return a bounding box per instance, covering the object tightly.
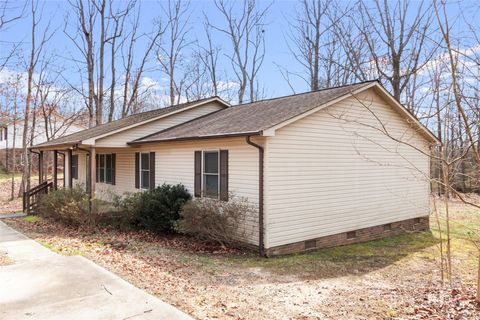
[0,221,193,320]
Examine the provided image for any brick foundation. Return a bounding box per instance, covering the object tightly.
[265,216,430,256]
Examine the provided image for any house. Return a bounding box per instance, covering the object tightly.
[0,111,86,171]
[30,81,438,256]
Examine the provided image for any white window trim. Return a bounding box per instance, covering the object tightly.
[140,152,151,190]
[97,153,114,185]
[201,150,220,199]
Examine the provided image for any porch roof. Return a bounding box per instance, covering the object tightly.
[32,97,228,149]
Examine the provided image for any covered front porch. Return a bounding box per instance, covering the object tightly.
[24,144,99,214]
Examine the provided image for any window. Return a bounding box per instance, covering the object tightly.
[96,153,115,184]
[140,152,150,189]
[71,155,78,179]
[203,151,219,198]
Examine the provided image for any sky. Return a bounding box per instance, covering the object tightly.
[0,0,476,110]
[1,1,303,100]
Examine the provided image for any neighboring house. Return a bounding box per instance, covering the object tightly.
[32,81,439,256]
[0,111,85,171]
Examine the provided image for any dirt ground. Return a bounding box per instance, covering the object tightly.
[3,196,480,320]
[0,173,22,214]
[1,170,479,319]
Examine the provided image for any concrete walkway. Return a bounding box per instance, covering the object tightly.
[0,221,193,320]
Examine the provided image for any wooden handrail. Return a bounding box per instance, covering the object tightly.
[23,181,53,214]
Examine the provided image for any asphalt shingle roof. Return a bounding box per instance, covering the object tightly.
[35,97,222,148]
[131,81,376,144]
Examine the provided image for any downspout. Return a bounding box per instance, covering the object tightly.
[246,136,266,257]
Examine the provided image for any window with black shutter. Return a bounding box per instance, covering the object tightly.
[194,150,228,200]
[95,153,116,185]
[203,151,219,198]
[136,152,151,190]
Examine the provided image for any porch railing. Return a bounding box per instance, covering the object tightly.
[23,181,53,214]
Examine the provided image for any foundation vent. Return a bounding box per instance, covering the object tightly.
[346,231,356,240]
[304,239,317,249]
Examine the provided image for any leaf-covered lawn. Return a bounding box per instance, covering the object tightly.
[0,171,22,214]
[4,196,480,319]
[0,170,65,215]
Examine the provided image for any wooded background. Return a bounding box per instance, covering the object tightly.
[0,0,479,196]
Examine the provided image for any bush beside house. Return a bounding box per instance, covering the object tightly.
[129,183,191,233]
[178,196,253,247]
[35,183,249,247]
[36,186,91,226]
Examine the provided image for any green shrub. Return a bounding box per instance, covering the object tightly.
[36,186,91,226]
[177,196,254,246]
[97,192,140,229]
[131,184,191,233]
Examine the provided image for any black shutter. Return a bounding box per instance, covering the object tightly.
[73,155,78,179]
[194,151,201,197]
[135,152,139,189]
[149,152,155,190]
[219,150,229,201]
[112,153,116,185]
[95,154,99,182]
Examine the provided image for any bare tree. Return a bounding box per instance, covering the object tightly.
[20,0,53,196]
[357,0,436,112]
[120,7,165,117]
[211,0,269,104]
[197,20,221,97]
[155,0,192,106]
[0,0,25,73]
[0,73,22,199]
[285,0,332,91]
[65,0,98,127]
[433,0,480,299]
[106,0,136,122]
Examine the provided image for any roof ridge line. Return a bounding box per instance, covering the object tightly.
[231,80,379,108]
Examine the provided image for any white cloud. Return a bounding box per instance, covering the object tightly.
[141,76,162,91]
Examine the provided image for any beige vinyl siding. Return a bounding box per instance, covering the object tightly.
[264,88,431,248]
[72,152,87,188]
[91,137,262,245]
[94,148,137,200]
[150,137,262,245]
[95,102,225,147]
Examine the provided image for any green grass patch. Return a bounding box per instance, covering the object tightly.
[39,241,82,256]
[0,171,22,182]
[222,232,438,277]
[23,215,41,223]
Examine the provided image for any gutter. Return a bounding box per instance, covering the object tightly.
[245,136,266,257]
[127,131,261,145]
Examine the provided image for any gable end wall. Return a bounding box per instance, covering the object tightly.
[264,88,431,248]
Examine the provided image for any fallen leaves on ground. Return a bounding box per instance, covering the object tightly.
[5,217,480,320]
[0,178,22,214]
